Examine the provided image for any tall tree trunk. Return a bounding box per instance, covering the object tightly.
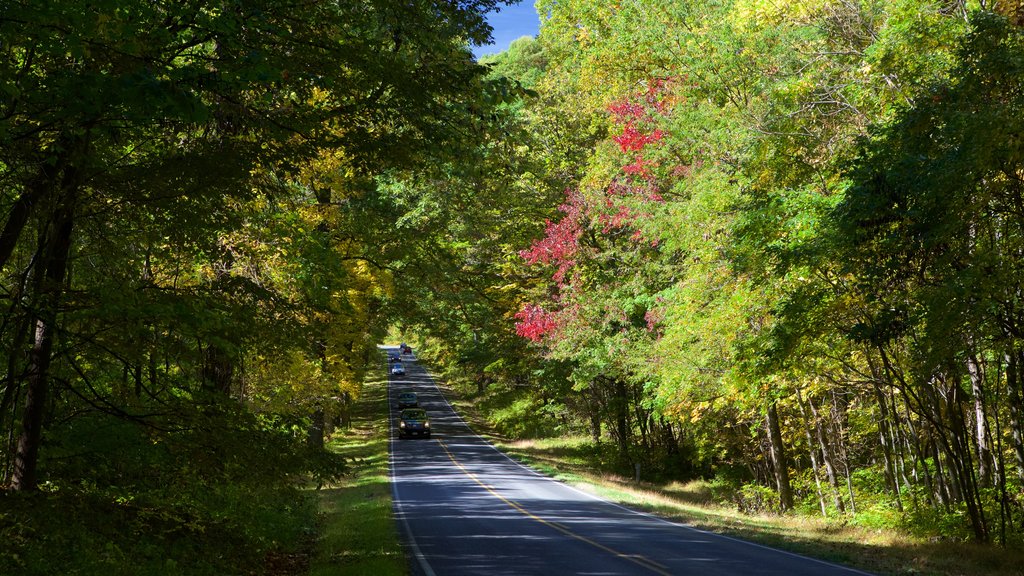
[660,417,683,470]
[872,383,902,510]
[587,381,602,443]
[890,394,916,504]
[201,246,236,397]
[11,190,76,492]
[589,409,602,443]
[898,397,935,507]
[867,352,902,508]
[1006,350,1024,481]
[796,388,827,516]
[305,188,332,451]
[809,396,845,512]
[0,175,50,273]
[967,353,993,487]
[633,384,651,460]
[992,374,1012,544]
[0,310,33,448]
[928,379,964,504]
[944,375,989,542]
[930,433,952,508]
[830,390,857,515]
[765,399,793,511]
[612,378,631,469]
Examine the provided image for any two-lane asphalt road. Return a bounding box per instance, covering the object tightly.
[386,347,872,576]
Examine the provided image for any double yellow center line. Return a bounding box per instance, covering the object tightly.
[436,439,671,576]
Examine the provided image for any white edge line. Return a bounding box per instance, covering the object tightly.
[385,348,437,576]
[424,364,876,576]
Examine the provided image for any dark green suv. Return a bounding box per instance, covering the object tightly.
[398,408,430,439]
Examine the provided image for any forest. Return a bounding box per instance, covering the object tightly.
[2,0,1024,573]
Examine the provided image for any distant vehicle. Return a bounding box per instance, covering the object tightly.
[401,344,412,355]
[398,408,430,439]
[398,391,418,409]
[391,363,405,376]
[389,354,401,363]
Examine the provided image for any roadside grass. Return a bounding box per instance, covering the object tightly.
[446,387,1024,576]
[308,369,405,576]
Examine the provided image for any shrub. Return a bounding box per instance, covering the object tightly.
[0,401,326,575]
[735,483,783,515]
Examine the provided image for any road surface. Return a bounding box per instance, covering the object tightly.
[386,347,872,576]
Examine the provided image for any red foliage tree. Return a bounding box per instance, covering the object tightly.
[514,304,560,342]
[518,188,586,284]
[515,78,678,344]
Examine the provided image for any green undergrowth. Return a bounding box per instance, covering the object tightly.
[446,382,1024,576]
[308,369,405,576]
[0,363,404,576]
[0,403,322,576]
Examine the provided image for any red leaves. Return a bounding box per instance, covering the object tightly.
[603,79,671,237]
[597,84,673,242]
[598,200,635,233]
[518,189,585,284]
[608,77,671,156]
[644,306,665,332]
[514,304,559,342]
[514,78,680,344]
[607,101,647,121]
[613,125,665,152]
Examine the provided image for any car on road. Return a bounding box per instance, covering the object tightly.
[398,408,430,439]
[391,362,405,376]
[397,391,418,408]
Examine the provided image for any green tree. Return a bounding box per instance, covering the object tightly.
[0,0,504,485]
[819,12,1024,541]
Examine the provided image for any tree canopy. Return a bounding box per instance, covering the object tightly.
[411,0,1024,547]
[5,1,1024,571]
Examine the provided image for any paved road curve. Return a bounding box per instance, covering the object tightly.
[386,347,873,576]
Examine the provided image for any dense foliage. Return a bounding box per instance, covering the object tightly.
[0,0,509,573]
[410,0,1024,546]
[6,0,1024,570]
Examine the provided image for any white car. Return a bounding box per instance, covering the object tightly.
[391,363,405,376]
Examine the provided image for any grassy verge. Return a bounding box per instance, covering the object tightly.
[307,369,405,576]
[444,385,1024,576]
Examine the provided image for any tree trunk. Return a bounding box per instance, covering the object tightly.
[307,405,325,450]
[930,433,951,508]
[796,388,827,516]
[809,396,844,512]
[0,310,33,450]
[612,378,631,469]
[944,376,989,542]
[967,353,993,487]
[1006,350,1024,481]
[633,384,651,462]
[899,398,935,507]
[0,180,48,273]
[765,399,793,511]
[872,383,902,510]
[992,376,1012,544]
[11,190,76,492]
[587,381,602,443]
